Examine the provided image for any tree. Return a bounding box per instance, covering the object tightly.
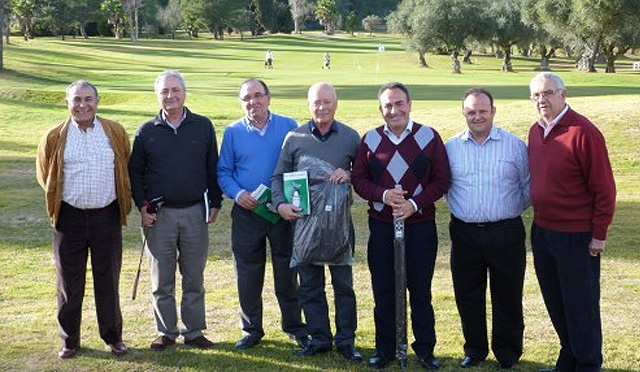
[13,0,37,40]
[228,8,254,40]
[41,0,73,40]
[314,0,339,35]
[252,0,275,33]
[0,0,6,70]
[486,0,533,72]
[288,0,312,34]
[101,0,125,38]
[122,0,143,41]
[157,0,181,39]
[361,14,382,36]
[345,11,357,35]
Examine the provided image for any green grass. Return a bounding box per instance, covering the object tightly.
[0,32,639,371]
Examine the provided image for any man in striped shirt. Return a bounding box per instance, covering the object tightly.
[445,88,530,370]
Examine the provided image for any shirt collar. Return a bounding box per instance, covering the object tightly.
[383,119,414,138]
[460,125,499,143]
[244,112,272,135]
[537,104,569,128]
[160,108,187,127]
[308,120,338,140]
[70,116,99,131]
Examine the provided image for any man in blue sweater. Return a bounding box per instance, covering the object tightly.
[218,79,309,350]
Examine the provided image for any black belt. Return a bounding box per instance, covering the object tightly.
[61,200,117,212]
[451,214,521,228]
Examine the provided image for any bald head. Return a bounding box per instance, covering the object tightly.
[308,82,338,129]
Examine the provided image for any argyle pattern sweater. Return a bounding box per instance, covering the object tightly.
[352,122,450,223]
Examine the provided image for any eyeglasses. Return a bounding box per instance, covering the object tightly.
[530,89,562,101]
[240,92,267,102]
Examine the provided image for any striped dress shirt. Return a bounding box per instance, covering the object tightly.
[62,117,117,209]
[445,126,530,223]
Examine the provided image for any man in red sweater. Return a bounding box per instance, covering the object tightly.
[528,73,616,372]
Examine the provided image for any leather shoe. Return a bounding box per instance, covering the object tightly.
[294,344,331,356]
[106,341,128,356]
[185,335,215,349]
[150,335,176,351]
[499,361,515,369]
[291,335,310,349]
[369,353,392,369]
[337,345,363,362]
[235,335,261,350]
[57,347,77,359]
[419,354,439,370]
[460,355,483,368]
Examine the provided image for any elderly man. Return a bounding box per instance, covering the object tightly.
[218,79,308,350]
[271,82,362,362]
[352,82,450,370]
[36,81,131,359]
[129,70,223,351]
[528,73,616,372]
[445,88,530,369]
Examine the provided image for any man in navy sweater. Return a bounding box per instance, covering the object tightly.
[129,70,222,351]
[528,72,616,372]
[218,79,308,350]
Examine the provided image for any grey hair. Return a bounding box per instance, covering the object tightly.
[66,80,99,103]
[530,72,565,93]
[307,82,337,102]
[154,70,186,93]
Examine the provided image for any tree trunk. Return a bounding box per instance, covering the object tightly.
[0,5,3,71]
[294,19,300,34]
[133,6,139,41]
[463,49,472,64]
[587,34,602,73]
[80,23,88,39]
[501,45,513,72]
[418,52,427,67]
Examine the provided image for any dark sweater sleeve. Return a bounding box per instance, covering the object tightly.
[128,123,148,209]
[412,130,451,208]
[351,134,386,202]
[206,123,223,209]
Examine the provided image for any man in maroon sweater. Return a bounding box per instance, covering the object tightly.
[528,73,616,372]
[352,82,450,370]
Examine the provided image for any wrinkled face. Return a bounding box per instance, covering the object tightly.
[67,85,98,127]
[379,88,412,131]
[462,93,495,141]
[239,80,271,124]
[308,84,337,127]
[530,78,566,123]
[156,76,186,114]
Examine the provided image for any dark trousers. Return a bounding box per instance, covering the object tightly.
[450,216,526,364]
[231,205,306,339]
[531,223,602,372]
[297,263,357,349]
[53,201,123,349]
[367,217,438,358]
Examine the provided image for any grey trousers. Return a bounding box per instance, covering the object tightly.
[231,204,307,339]
[146,203,209,341]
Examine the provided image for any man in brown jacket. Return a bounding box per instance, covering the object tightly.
[36,80,131,359]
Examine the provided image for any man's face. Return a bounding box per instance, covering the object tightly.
[239,81,271,124]
[156,76,186,114]
[67,85,98,127]
[379,88,412,131]
[530,78,566,123]
[463,93,495,141]
[308,84,337,127]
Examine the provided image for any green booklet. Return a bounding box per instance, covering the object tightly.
[250,184,282,224]
[283,171,310,215]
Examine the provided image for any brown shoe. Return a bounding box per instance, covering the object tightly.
[150,335,176,351]
[106,341,128,356]
[57,347,77,359]
[184,335,215,349]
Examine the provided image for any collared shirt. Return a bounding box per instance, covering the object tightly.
[62,117,117,209]
[445,126,530,223]
[383,119,414,145]
[243,113,272,137]
[161,109,187,132]
[537,104,569,138]
[308,120,338,141]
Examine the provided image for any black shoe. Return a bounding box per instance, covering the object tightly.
[185,335,215,349]
[499,361,516,369]
[419,354,439,370]
[235,335,261,350]
[294,344,331,356]
[460,355,483,368]
[150,335,176,351]
[538,369,556,372]
[337,345,363,362]
[369,353,392,369]
[290,334,310,349]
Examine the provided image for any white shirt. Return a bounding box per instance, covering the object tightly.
[62,117,117,209]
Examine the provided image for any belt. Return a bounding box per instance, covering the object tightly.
[451,214,521,228]
[61,200,116,212]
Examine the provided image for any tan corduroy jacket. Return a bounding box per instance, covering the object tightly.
[36,116,132,227]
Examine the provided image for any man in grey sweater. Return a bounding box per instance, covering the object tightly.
[271,82,362,362]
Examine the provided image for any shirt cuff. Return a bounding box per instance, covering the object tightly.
[408,198,418,212]
[382,189,388,204]
[234,189,246,204]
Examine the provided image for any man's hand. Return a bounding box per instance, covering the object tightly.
[237,191,258,210]
[392,200,416,221]
[277,203,303,221]
[141,205,157,228]
[330,168,351,184]
[384,188,407,208]
[589,238,606,257]
[207,207,220,224]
